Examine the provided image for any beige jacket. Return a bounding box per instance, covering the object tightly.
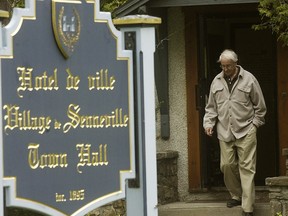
[203,66,266,142]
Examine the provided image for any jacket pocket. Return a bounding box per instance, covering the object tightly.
[212,86,225,105]
[235,85,251,103]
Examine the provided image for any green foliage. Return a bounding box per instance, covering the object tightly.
[5,0,127,21]
[253,0,288,46]
[15,0,25,8]
[9,0,127,12]
[8,0,25,9]
[101,0,128,12]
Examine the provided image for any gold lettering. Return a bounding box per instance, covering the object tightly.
[66,68,80,90]
[54,119,62,129]
[76,144,91,173]
[63,104,81,133]
[3,104,51,134]
[17,67,33,98]
[28,143,40,169]
[17,67,58,98]
[88,69,115,90]
[76,144,108,173]
[28,143,68,169]
[63,104,129,133]
[69,190,85,201]
[56,193,66,202]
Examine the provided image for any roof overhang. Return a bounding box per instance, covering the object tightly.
[113,0,259,17]
[148,0,259,7]
[113,0,149,18]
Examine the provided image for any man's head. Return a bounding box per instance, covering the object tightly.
[218,49,238,77]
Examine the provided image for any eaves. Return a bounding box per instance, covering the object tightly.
[113,0,259,17]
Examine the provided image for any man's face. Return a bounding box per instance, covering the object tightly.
[220,58,237,77]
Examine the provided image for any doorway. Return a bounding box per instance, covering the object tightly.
[197,12,278,188]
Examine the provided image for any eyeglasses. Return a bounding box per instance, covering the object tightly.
[220,64,235,70]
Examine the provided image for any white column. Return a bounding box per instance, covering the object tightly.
[114,15,161,216]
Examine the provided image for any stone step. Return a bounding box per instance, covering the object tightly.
[158,202,270,216]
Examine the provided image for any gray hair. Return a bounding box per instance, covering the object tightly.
[218,49,238,63]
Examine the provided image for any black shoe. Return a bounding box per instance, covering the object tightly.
[227,199,241,208]
[242,212,253,216]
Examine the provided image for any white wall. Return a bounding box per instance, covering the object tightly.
[156,7,189,200]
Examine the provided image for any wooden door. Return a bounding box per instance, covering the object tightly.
[278,45,288,175]
[233,25,278,184]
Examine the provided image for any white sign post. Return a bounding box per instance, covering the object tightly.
[114,15,161,216]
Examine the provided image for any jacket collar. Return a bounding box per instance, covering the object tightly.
[216,65,244,79]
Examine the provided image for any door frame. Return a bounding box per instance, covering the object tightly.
[185,4,283,191]
[277,44,288,176]
[185,12,201,190]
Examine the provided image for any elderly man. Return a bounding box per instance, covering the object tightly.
[203,49,266,216]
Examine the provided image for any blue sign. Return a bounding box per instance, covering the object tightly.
[1,0,134,215]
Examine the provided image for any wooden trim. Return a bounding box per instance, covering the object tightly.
[0,10,9,18]
[113,15,162,26]
[277,43,288,176]
[185,12,201,190]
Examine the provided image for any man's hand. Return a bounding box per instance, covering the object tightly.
[205,127,214,136]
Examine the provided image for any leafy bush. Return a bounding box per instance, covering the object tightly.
[101,0,128,12]
[253,0,288,46]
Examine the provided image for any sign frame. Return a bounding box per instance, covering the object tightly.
[0,0,135,215]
